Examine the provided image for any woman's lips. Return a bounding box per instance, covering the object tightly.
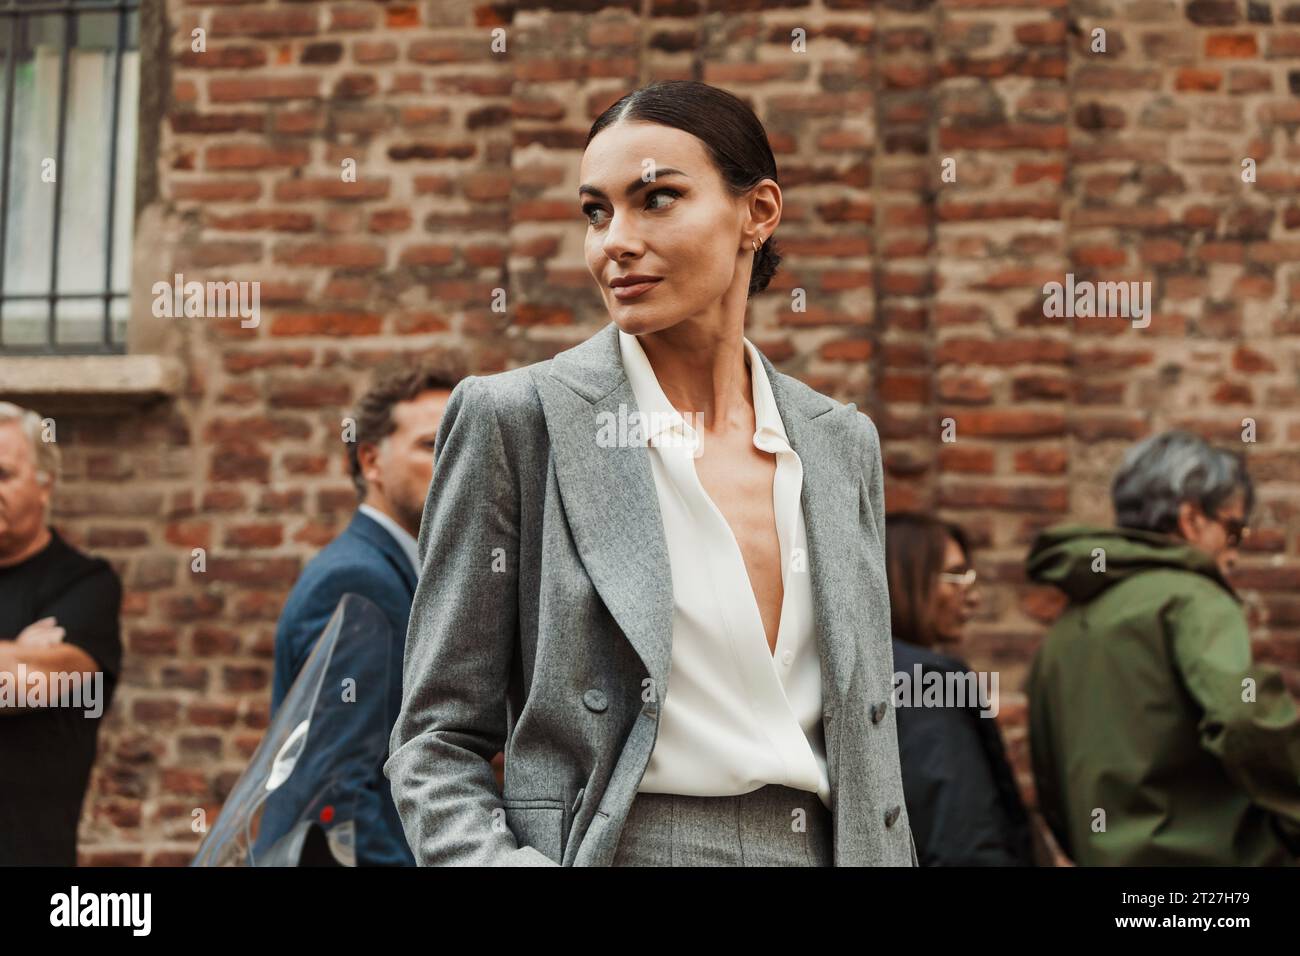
[612,278,661,301]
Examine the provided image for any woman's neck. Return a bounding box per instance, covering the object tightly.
[635,318,754,435]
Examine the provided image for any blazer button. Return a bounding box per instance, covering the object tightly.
[884,805,901,828]
[582,689,608,713]
[871,701,887,724]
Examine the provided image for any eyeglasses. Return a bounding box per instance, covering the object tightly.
[1213,514,1249,549]
[938,568,977,588]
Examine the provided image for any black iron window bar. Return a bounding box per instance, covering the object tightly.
[0,0,139,355]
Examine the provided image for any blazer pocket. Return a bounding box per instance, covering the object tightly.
[503,797,565,864]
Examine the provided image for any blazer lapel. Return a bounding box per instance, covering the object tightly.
[532,321,858,713]
[760,354,861,712]
[532,325,676,693]
[350,511,419,597]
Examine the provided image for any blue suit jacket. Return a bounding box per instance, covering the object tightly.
[268,509,418,865]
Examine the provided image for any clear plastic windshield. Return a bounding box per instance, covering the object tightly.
[191,593,394,866]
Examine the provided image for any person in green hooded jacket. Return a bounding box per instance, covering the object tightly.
[1026,429,1300,866]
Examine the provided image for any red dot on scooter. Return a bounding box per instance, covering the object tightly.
[320,805,335,823]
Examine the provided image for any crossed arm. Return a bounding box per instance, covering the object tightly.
[0,617,101,715]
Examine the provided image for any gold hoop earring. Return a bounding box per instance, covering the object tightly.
[752,238,761,252]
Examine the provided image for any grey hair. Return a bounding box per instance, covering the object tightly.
[1111,430,1253,535]
[0,402,60,490]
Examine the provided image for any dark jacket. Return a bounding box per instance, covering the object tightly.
[1026,524,1300,866]
[266,510,418,866]
[892,638,1034,866]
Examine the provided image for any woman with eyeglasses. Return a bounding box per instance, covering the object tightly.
[883,513,1036,866]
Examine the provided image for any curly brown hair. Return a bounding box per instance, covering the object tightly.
[347,355,465,498]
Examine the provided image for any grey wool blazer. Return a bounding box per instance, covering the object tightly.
[384,320,918,867]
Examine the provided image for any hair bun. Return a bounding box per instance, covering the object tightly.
[749,237,781,297]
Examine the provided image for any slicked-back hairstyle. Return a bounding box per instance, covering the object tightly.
[884,512,972,649]
[585,79,782,298]
[1111,429,1254,535]
[348,355,465,499]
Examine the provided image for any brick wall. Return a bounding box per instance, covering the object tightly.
[43,0,1300,862]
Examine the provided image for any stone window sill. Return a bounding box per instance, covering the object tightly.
[0,355,183,414]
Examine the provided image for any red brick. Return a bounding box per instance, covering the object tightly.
[205,144,309,170]
[170,180,262,202]
[937,338,1070,367]
[209,10,319,38]
[1014,448,1068,475]
[1206,33,1258,57]
[177,46,267,70]
[129,628,179,656]
[272,178,390,202]
[208,76,320,102]
[945,411,1068,438]
[164,522,211,550]
[938,482,1069,513]
[268,381,352,408]
[385,5,419,28]
[354,40,398,64]
[821,339,874,362]
[330,6,378,31]
[273,110,326,135]
[937,375,992,404]
[210,442,270,482]
[1014,21,1065,45]
[1266,32,1300,57]
[270,312,383,336]
[1175,68,1222,91]
[206,210,314,232]
[399,244,455,267]
[206,558,301,587]
[938,446,995,474]
[272,242,386,268]
[333,73,378,98]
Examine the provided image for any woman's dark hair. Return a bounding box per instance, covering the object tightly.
[884,513,972,649]
[586,80,782,298]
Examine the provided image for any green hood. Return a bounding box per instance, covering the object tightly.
[1025,523,1237,604]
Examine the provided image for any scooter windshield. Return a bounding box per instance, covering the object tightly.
[192,593,394,866]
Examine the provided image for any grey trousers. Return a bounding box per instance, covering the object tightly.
[610,783,834,866]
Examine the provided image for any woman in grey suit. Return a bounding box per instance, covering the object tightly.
[385,80,916,867]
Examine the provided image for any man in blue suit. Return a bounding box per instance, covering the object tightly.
[267,356,460,865]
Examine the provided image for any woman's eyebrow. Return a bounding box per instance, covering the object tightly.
[578,168,689,200]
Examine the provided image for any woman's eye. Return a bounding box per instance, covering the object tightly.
[583,188,681,225]
[646,187,680,209]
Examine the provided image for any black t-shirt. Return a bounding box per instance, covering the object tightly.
[0,530,122,865]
